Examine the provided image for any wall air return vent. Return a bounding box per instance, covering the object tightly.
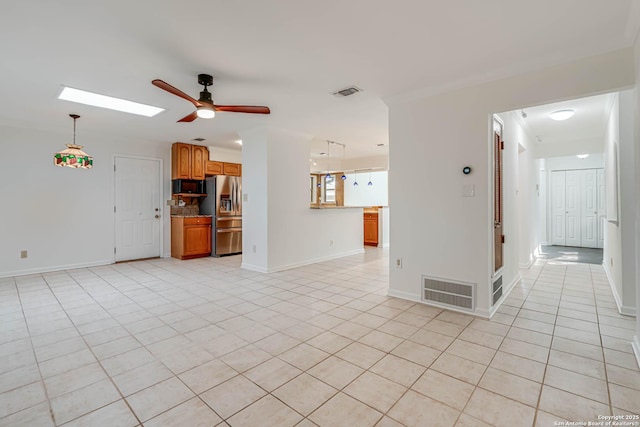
[492,275,503,306]
[421,275,475,312]
[332,86,362,97]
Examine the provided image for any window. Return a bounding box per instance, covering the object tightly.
[324,174,336,203]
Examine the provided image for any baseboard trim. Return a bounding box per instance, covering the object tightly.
[387,288,492,319]
[0,259,114,279]
[603,262,636,316]
[632,336,640,370]
[241,248,365,274]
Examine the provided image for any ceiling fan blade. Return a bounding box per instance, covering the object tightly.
[152,79,202,107]
[177,111,198,122]
[213,105,271,114]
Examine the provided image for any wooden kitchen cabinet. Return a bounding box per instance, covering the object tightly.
[206,160,223,175]
[171,143,209,180]
[223,162,241,176]
[171,216,212,259]
[363,212,379,246]
[191,145,207,180]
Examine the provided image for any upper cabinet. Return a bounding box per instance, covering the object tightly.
[191,145,207,180]
[205,161,241,177]
[223,162,241,176]
[171,142,209,180]
[206,161,223,176]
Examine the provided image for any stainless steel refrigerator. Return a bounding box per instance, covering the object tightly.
[200,176,242,256]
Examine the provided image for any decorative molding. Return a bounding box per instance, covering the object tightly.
[0,259,113,279]
[241,248,365,274]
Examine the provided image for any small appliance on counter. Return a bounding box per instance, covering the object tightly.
[199,175,242,256]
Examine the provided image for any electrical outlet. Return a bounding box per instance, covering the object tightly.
[20,250,28,259]
[252,245,256,253]
[395,258,402,269]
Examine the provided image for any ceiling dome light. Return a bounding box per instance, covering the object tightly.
[196,106,215,119]
[548,109,575,121]
[576,154,589,159]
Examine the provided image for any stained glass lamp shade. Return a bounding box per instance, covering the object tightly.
[54,114,93,169]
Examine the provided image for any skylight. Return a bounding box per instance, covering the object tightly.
[58,86,164,117]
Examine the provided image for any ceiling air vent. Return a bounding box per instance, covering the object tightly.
[332,86,362,97]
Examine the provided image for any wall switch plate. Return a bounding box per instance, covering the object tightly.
[395,258,402,268]
[462,184,475,197]
[252,245,256,253]
[243,194,248,202]
[20,250,27,259]
[166,199,176,206]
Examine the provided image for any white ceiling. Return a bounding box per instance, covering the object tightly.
[512,93,615,146]
[0,1,637,158]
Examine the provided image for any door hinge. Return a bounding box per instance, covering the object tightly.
[114,247,116,254]
[501,235,505,243]
[114,206,116,213]
[501,140,505,150]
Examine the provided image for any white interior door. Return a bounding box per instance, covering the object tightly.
[581,169,598,248]
[597,168,606,248]
[564,170,581,247]
[551,171,566,245]
[115,157,161,261]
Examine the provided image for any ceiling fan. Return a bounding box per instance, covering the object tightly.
[152,74,270,122]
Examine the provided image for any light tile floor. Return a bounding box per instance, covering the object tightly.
[0,248,638,426]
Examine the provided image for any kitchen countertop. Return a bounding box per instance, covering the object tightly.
[170,214,213,217]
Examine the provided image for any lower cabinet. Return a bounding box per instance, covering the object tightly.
[171,216,212,259]
[364,212,378,246]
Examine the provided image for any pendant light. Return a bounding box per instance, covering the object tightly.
[368,171,373,186]
[341,144,347,180]
[54,114,93,169]
[353,171,359,186]
[325,140,331,179]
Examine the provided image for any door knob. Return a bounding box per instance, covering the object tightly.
[155,208,159,212]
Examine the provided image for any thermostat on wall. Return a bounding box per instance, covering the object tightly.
[463,166,472,175]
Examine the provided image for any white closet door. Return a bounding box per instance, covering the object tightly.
[551,171,566,245]
[581,169,598,248]
[564,170,581,247]
[597,168,606,248]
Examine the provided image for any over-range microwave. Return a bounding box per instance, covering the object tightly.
[172,179,206,194]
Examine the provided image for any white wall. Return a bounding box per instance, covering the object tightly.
[535,136,604,158]
[603,90,637,316]
[633,34,640,367]
[498,112,540,270]
[0,124,171,277]
[387,48,636,317]
[343,171,388,206]
[208,146,242,163]
[241,126,363,273]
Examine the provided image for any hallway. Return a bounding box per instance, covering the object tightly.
[0,248,638,426]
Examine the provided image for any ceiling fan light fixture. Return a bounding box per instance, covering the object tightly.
[196,106,215,119]
[548,109,575,121]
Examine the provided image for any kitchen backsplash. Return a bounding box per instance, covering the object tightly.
[170,205,199,215]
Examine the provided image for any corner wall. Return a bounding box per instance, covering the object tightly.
[387,48,635,317]
[240,126,364,273]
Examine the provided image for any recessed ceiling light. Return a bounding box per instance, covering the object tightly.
[59,86,164,117]
[576,154,589,159]
[235,140,243,145]
[548,109,575,121]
